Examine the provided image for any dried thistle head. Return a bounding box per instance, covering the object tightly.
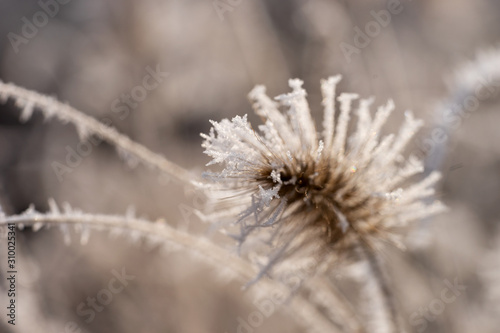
[201,76,446,273]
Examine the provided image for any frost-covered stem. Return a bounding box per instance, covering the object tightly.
[305,277,367,332]
[0,212,339,333]
[0,211,252,278]
[358,241,400,333]
[0,81,197,186]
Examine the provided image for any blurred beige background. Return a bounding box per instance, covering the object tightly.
[0,1,499,332]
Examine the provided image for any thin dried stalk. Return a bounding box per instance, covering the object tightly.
[0,81,197,186]
[357,241,401,333]
[0,207,340,333]
[305,276,366,333]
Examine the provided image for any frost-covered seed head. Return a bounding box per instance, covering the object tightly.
[201,76,446,273]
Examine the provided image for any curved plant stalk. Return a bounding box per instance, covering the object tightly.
[304,276,366,333]
[0,204,341,333]
[0,81,197,186]
[356,241,401,333]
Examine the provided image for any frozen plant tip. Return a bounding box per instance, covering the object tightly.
[201,76,446,274]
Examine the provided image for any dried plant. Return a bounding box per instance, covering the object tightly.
[0,75,447,333]
[200,76,446,276]
[3,1,500,331]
